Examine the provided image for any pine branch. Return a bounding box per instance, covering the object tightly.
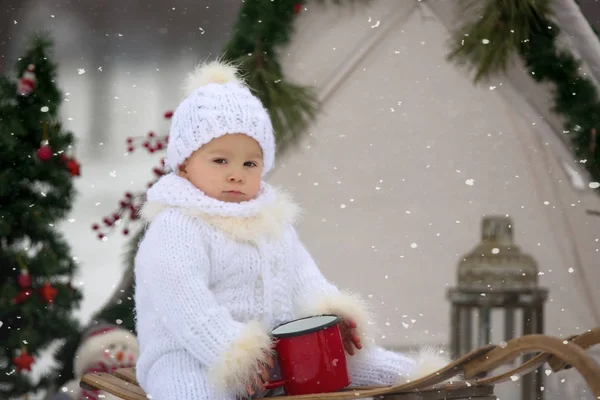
[447,0,552,82]
[519,18,600,190]
[236,52,320,154]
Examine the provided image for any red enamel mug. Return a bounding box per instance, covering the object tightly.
[264,315,351,396]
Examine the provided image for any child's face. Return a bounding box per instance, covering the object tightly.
[178,133,264,203]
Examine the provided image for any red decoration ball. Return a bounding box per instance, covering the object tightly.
[37,145,53,161]
[17,272,31,288]
[294,3,302,14]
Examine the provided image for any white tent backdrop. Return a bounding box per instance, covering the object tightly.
[269,1,600,398]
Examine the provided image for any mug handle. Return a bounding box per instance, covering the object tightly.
[264,379,285,390]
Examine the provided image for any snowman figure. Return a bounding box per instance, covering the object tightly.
[17,64,36,96]
[57,323,139,400]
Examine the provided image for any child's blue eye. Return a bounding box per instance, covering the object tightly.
[213,158,227,164]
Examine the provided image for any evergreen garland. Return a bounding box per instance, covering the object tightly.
[221,0,368,153]
[448,0,600,190]
[520,19,600,183]
[221,0,319,153]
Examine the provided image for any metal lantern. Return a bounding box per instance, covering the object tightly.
[447,215,548,400]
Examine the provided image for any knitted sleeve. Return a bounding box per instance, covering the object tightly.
[137,210,273,396]
[348,346,454,387]
[290,229,374,345]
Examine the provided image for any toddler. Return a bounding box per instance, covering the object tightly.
[134,60,449,399]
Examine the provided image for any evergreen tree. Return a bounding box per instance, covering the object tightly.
[0,35,83,398]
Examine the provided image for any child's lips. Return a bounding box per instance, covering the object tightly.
[224,190,245,195]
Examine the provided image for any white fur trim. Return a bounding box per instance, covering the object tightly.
[209,320,274,396]
[406,346,456,382]
[296,290,374,347]
[73,329,139,378]
[140,188,300,243]
[184,59,244,95]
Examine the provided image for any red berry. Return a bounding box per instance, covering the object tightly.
[126,137,133,144]
[164,110,173,118]
[17,272,31,288]
[155,142,163,150]
[125,192,132,198]
[37,145,53,161]
[127,147,134,152]
[123,229,129,235]
[148,132,155,138]
[98,233,105,239]
[143,141,149,148]
[113,213,120,220]
[92,224,100,230]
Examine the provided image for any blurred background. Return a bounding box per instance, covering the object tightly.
[1,1,600,399]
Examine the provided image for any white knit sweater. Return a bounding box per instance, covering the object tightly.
[134,174,449,400]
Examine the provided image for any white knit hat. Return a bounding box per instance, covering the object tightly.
[165,60,275,175]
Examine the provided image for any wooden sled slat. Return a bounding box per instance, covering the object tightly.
[471,326,600,386]
[462,334,600,396]
[80,372,147,400]
[362,386,494,400]
[114,367,138,385]
[79,328,600,400]
[547,327,600,372]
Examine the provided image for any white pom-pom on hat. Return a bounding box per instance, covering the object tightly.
[167,58,275,175]
[183,60,245,96]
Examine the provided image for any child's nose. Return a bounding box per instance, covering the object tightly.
[228,172,243,182]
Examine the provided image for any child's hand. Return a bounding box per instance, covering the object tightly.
[340,318,362,355]
[245,352,275,396]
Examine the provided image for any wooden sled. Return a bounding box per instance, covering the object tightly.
[81,327,600,400]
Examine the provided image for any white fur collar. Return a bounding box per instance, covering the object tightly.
[139,173,300,242]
